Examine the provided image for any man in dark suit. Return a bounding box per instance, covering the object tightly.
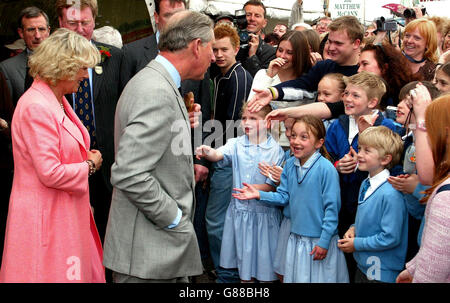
[121,0,213,273]
[56,0,123,245]
[0,6,50,107]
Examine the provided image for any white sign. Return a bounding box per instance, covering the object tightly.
[329,0,365,23]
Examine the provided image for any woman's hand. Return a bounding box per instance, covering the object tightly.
[267,58,286,78]
[410,83,432,121]
[310,245,328,260]
[87,149,103,171]
[0,118,8,130]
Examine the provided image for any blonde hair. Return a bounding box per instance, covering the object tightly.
[343,71,386,104]
[402,18,438,63]
[28,28,100,85]
[322,73,345,93]
[358,126,403,169]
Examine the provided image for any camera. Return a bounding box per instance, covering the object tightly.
[234,9,250,45]
[403,7,426,19]
[375,17,398,32]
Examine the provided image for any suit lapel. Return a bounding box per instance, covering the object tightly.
[91,40,103,103]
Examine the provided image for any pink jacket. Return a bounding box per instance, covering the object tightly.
[0,79,105,282]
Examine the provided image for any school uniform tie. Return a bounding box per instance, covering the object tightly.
[359,179,371,201]
[74,78,97,149]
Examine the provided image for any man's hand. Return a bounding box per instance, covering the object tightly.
[189,103,201,128]
[247,88,273,113]
[248,33,259,57]
[194,164,209,183]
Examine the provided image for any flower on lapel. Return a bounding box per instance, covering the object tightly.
[98,46,112,63]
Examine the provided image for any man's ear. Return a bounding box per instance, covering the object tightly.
[17,27,24,40]
[368,97,379,109]
[353,38,361,50]
[191,38,202,58]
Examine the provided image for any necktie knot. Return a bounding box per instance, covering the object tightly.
[360,179,371,201]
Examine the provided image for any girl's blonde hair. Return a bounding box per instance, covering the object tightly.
[322,73,345,93]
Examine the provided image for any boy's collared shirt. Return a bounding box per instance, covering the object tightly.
[348,116,358,146]
[363,168,390,200]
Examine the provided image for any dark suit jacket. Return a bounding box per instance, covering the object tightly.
[121,34,212,168]
[0,51,31,107]
[66,41,124,191]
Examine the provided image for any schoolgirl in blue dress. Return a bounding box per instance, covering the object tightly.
[196,103,285,282]
[233,115,349,283]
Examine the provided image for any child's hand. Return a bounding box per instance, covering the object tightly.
[343,226,355,239]
[336,147,358,174]
[310,245,328,260]
[232,182,260,200]
[357,112,378,134]
[258,162,271,178]
[387,174,419,194]
[396,269,413,283]
[195,145,211,160]
[337,238,355,253]
[268,165,283,183]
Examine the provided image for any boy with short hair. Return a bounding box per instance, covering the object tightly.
[338,126,408,283]
[325,71,399,280]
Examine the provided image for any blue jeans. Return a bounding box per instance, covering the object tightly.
[205,164,240,282]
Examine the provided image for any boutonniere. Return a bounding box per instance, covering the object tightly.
[98,46,112,63]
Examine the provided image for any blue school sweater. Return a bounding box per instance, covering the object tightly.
[325,112,398,215]
[353,181,408,283]
[259,152,341,250]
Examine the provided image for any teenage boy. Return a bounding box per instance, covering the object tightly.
[206,23,253,283]
[338,126,408,283]
[247,15,363,113]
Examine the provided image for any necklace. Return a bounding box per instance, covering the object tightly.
[402,51,426,64]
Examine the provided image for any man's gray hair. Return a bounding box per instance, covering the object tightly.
[158,11,214,52]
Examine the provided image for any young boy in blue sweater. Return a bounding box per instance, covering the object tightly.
[338,126,408,283]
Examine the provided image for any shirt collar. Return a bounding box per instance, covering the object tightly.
[294,149,321,168]
[368,168,390,190]
[155,54,181,89]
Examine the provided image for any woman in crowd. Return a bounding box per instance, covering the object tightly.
[0,28,105,283]
[401,18,438,81]
[434,62,450,94]
[396,93,450,283]
[358,43,420,107]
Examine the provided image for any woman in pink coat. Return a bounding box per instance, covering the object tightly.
[0,28,105,283]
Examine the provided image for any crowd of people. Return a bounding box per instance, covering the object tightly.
[0,0,449,284]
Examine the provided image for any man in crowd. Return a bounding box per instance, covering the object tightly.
[272,23,288,39]
[103,10,214,283]
[315,16,333,35]
[236,0,276,77]
[0,7,50,106]
[56,0,123,245]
